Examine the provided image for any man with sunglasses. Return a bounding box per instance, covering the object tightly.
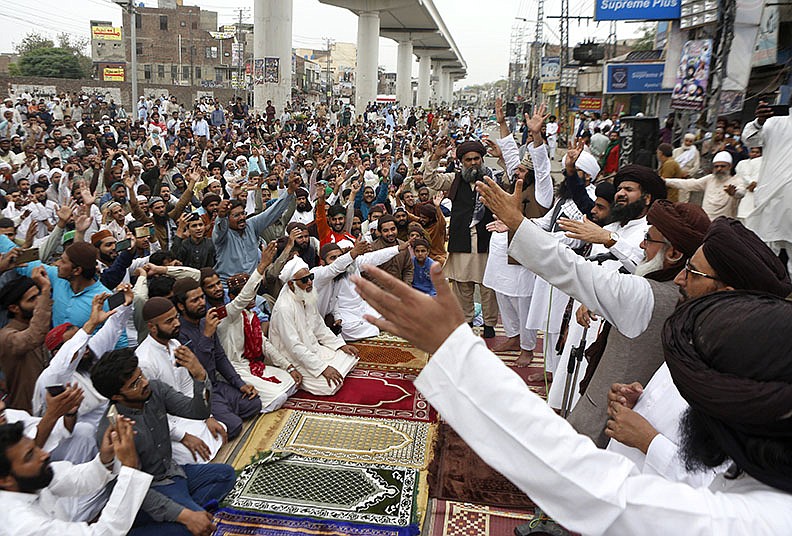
[269,256,359,396]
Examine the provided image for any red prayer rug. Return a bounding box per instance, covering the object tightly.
[424,499,535,536]
[283,366,438,422]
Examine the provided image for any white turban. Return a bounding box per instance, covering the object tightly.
[48,167,63,179]
[279,256,310,284]
[235,155,247,164]
[34,169,48,180]
[565,150,601,179]
[713,151,733,165]
[0,162,11,171]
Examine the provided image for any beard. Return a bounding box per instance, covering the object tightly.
[678,407,728,474]
[633,245,667,277]
[183,305,205,321]
[99,252,116,265]
[297,202,311,212]
[14,463,54,493]
[157,325,180,340]
[17,305,34,321]
[609,196,647,226]
[461,164,489,184]
[293,285,317,308]
[713,170,729,180]
[153,213,169,226]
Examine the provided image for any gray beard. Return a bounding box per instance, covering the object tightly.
[461,164,488,184]
[294,285,317,308]
[633,245,668,277]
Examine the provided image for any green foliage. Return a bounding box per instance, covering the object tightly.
[13,33,55,56]
[18,48,87,79]
[8,64,21,77]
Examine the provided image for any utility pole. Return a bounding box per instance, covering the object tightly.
[704,0,737,135]
[121,0,139,119]
[235,8,244,99]
[533,0,544,107]
[324,37,334,105]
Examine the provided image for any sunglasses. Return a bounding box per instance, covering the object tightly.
[293,273,315,284]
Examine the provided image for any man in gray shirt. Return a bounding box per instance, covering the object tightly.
[92,345,235,536]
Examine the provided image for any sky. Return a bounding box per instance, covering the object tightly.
[0,0,637,86]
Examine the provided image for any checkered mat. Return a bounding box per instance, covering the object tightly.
[225,454,420,527]
[424,499,535,535]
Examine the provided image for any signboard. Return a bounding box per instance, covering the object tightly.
[579,97,603,111]
[719,91,745,114]
[264,57,280,84]
[253,59,265,85]
[209,31,235,40]
[91,26,122,41]
[670,39,712,111]
[221,25,237,33]
[752,5,778,67]
[541,82,557,93]
[595,0,681,21]
[605,63,668,94]
[102,67,125,81]
[540,57,560,83]
[232,43,244,67]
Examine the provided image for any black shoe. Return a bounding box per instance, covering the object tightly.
[483,325,496,338]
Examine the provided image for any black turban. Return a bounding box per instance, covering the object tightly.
[455,140,486,160]
[320,242,341,261]
[594,182,615,204]
[702,217,792,298]
[647,200,710,257]
[663,291,792,492]
[64,242,98,274]
[614,164,667,203]
[142,296,175,322]
[172,278,201,300]
[0,276,36,309]
[378,214,395,227]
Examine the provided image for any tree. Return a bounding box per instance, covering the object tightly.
[633,24,657,51]
[18,48,86,79]
[13,33,55,56]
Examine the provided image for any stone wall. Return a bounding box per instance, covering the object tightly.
[0,75,238,109]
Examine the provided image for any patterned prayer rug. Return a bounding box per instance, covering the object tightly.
[282,367,437,422]
[424,499,535,536]
[428,423,536,510]
[225,455,420,527]
[212,508,419,536]
[266,410,435,469]
[352,334,429,369]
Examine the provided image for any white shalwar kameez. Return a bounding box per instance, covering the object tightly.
[216,268,296,412]
[483,136,554,352]
[269,287,358,396]
[415,324,792,535]
[546,216,648,409]
[136,336,225,465]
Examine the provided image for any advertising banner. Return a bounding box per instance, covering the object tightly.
[91,26,122,41]
[595,0,681,21]
[264,57,280,84]
[719,91,745,114]
[209,31,235,40]
[752,5,779,67]
[253,59,265,85]
[670,39,712,111]
[102,67,124,81]
[605,63,668,94]
[579,97,603,111]
[541,82,557,93]
[540,57,560,83]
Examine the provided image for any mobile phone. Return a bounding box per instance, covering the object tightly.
[115,238,131,251]
[213,305,228,319]
[769,104,790,117]
[106,404,118,427]
[46,385,66,397]
[106,291,126,310]
[14,247,39,265]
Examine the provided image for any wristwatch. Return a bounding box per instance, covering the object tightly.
[605,232,619,248]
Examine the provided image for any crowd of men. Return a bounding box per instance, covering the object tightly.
[0,84,790,536]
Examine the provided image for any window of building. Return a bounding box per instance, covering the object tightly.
[195,67,202,80]
[144,64,152,80]
[158,64,165,79]
[135,13,141,29]
[182,66,190,80]
[159,16,168,30]
[171,65,178,81]
[205,46,218,59]
[191,22,198,30]
[135,42,143,56]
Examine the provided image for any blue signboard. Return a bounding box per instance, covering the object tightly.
[595,0,681,21]
[605,63,670,94]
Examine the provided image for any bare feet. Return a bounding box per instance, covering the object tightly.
[491,335,520,353]
[526,371,552,383]
[512,349,535,367]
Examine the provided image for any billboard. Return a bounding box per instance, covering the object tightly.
[604,63,668,94]
[540,57,560,83]
[579,97,603,111]
[264,57,280,84]
[670,39,712,111]
[91,26,122,41]
[595,0,681,21]
[752,5,779,67]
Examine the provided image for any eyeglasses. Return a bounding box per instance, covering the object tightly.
[642,232,667,245]
[293,273,315,284]
[128,373,144,391]
[683,259,720,281]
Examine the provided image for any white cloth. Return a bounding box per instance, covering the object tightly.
[215,268,296,410]
[0,457,152,535]
[288,210,314,225]
[269,285,358,396]
[311,252,357,318]
[665,173,742,220]
[734,156,762,220]
[135,336,225,465]
[742,116,792,243]
[279,256,309,284]
[495,292,535,351]
[415,323,792,535]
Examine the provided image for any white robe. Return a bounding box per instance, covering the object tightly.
[136,336,225,465]
[416,323,792,535]
[734,156,762,220]
[215,268,296,411]
[269,287,358,396]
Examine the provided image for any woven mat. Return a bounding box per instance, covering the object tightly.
[428,423,535,511]
[224,454,421,527]
[212,508,419,535]
[264,410,436,469]
[351,335,430,369]
[283,366,437,422]
[424,499,535,536]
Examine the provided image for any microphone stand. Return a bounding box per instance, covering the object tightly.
[560,325,588,419]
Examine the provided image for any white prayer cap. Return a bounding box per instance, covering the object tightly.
[133,161,144,169]
[235,155,247,164]
[207,178,221,186]
[48,167,63,179]
[684,133,696,142]
[279,256,310,284]
[34,169,49,180]
[0,162,11,171]
[136,195,148,203]
[565,150,601,180]
[713,151,733,165]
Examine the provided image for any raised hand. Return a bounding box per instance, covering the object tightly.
[495,97,506,125]
[483,138,502,159]
[476,177,523,232]
[524,102,549,134]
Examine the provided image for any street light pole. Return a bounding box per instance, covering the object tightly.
[127,1,139,119]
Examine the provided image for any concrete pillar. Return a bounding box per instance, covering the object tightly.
[431,60,443,105]
[417,54,431,108]
[396,39,414,106]
[355,11,380,113]
[254,0,293,115]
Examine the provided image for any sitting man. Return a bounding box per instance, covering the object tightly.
[269,257,359,395]
[92,347,235,535]
[136,297,227,464]
[171,277,262,439]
